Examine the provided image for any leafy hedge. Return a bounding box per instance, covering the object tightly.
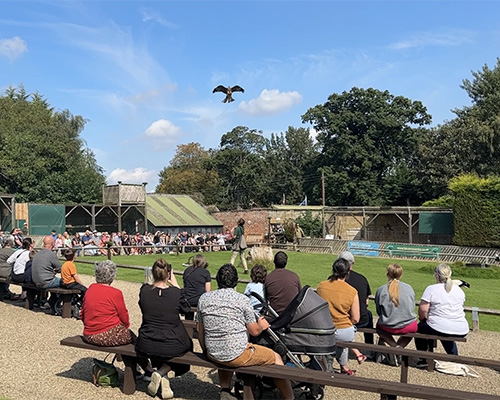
[450,174,500,247]
[418,261,500,279]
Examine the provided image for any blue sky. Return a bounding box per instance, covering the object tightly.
[1,1,500,191]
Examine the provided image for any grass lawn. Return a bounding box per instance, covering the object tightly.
[75,250,500,332]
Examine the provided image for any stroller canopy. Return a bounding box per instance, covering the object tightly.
[270,285,336,355]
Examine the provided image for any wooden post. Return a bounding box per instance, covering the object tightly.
[472,307,479,332]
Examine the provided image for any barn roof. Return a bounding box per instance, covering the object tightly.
[146,194,222,227]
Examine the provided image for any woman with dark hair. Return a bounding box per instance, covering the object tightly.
[136,259,193,399]
[230,218,248,274]
[317,258,360,375]
[182,254,211,320]
[8,237,33,284]
[244,264,267,312]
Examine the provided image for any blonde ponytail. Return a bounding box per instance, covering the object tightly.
[386,264,403,307]
[434,263,453,293]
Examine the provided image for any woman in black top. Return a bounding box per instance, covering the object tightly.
[182,254,211,320]
[136,259,193,399]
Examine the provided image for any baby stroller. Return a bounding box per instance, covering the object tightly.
[237,285,336,399]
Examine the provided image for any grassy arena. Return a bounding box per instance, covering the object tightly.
[75,251,500,332]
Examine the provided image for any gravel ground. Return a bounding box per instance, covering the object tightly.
[1,276,499,400]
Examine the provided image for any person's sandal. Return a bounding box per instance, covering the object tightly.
[357,354,367,364]
[340,368,355,375]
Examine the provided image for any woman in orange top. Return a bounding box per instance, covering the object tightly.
[317,258,360,375]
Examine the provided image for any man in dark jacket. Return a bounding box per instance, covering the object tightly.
[341,251,375,348]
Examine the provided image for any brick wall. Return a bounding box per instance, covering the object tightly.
[213,209,269,238]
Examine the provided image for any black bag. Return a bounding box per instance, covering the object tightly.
[179,289,192,314]
[92,354,119,387]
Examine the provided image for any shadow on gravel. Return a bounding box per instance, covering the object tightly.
[57,360,223,399]
[56,357,94,383]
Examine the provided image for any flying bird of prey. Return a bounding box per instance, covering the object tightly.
[213,85,245,103]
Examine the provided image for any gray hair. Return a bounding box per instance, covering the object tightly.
[1,235,14,248]
[95,260,117,285]
[434,263,453,293]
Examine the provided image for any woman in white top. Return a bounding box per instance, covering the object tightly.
[8,237,33,283]
[415,263,468,360]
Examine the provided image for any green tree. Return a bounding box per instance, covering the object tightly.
[0,86,105,203]
[302,87,431,206]
[265,126,319,206]
[418,58,500,202]
[156,142,220,205]
[210,126,269,210]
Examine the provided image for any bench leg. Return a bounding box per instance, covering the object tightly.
[427,340,436,372]
[400,355,409,383]
[121,355,137,395]
[26,288,37,310]
[381,394,397,400]
[241,373,256,400]
[60,294,73,318]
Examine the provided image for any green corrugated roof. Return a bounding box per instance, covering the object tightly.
[146,194,222,227]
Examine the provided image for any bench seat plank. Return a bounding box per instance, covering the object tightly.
[60,335,499,400]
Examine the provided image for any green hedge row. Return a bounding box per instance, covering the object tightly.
[450,174,500,247]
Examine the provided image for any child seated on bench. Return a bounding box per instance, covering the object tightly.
[61,249,87,301]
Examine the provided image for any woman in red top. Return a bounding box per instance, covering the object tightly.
[81,260,153,378]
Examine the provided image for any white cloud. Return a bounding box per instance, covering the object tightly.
[388,30,474,50]
[0,36,27,61]
[239,89,302,116]
[144,119,181,140]
[107,167,156,185]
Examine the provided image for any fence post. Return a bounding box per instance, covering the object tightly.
[472,307,479,332]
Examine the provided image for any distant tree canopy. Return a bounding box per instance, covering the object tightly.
[0,86,105,203]
[302,87,432,206]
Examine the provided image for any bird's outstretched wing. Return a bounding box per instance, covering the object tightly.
[231,85,245,93]
[213,85,228,94]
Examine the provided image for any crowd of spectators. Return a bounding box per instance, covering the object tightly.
[0,221,469,397]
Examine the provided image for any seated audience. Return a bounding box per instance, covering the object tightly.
[244,264,267,313]
[81,260,154,379]
[182,254,211,320]
[264,251,301,314]
[61,248,87,301]
[317,258,359,375]
[8,237,33,284]
[32,236,62,313]
[136,259,193,399]
[71,233,82,256]
[414,263,469,368]
[0,235,15,299]
[375,264,417,355]
[196,264,293,400]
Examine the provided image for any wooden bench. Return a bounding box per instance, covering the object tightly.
[337,340,500,385]
[356,327,468,372]
[60,335,499,400]
[0,276,80,318]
